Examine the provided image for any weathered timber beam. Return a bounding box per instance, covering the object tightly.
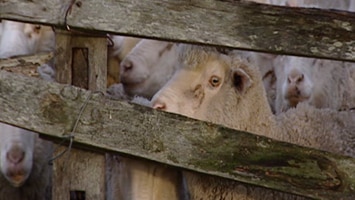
[0,71,354,199]
[0,52,53,77]
[0,52,54,68]
[1,0,355,62]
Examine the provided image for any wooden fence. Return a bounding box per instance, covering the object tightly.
[1,0,355,199]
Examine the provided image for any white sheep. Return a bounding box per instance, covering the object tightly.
[0,20,55,59]
[0,20,33,59]
[0,123,53,200]
[112,38,180,100]
[244,0,355,114]
[273,56,353,114]
[151,45,355,199]
[0,20,2,44]
[107,35,141,87]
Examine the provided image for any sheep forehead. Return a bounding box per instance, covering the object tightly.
[178,44,222,67]
[2,20,26,30]
[284,57,315,74]
[0,124,37,148]
[131,39,171,56]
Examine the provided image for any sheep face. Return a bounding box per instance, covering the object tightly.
[275,56,315,113]
[119,40,179,99]
[24,24,55,53]
[0,21,54,59]
[0,124,37,187]
[0,21,32,58]
[281,67,313,108]
[151,48,253,123]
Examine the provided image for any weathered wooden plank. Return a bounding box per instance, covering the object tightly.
[55,30,107,90]
[53,31,107,200]
[0,71,354,199]
[0,52,53,78]
[0,52,54,68]
[1,0,355,61]
[52,147,106,200]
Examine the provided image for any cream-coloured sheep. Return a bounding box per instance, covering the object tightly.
[273,56,352,114]
[0,123,53,200]
[230,50,278,113]
[151,45,355,199]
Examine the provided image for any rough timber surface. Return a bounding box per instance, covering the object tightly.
[52,31,107,200]
[0,71,354,199]
[0,52,54,78]
[1,0,355,61]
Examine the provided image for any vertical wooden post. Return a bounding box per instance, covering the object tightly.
[53,30,107,200]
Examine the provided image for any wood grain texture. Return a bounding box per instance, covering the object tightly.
[1,0,355,61]
[52,31,107,200]
[52,147,106,200]
[0,71,354,199]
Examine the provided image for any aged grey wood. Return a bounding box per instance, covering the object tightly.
[0,71,354,199]
[55,30,107,90]
[1,0,355,61]
[0,52,53,78]
[52,147,106,200]
[0,52,53,68]
[52,31,107,200]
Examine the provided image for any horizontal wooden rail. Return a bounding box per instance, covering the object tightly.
[0,70,354,199]
[1,0,355,61]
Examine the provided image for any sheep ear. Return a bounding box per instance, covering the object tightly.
[232,68,253,95]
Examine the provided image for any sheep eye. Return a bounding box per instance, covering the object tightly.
[209,76,221,87]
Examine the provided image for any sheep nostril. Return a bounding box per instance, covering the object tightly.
[121,60,133,71]
[152,100,167,111]
[7,147,25,164]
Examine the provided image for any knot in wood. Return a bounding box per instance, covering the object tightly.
[40,93,69,124]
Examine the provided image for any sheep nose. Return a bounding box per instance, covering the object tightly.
[7,146,25,164]
[287,73,304,84]
[152,99,167,111]
[121,60,133,71]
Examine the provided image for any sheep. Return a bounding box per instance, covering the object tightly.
[114,38,180,100]
[0,20,55,59]
[107,35,141,87]
[0,20,2,44]
[230,50,278,113]
[151,44,355,199]
[273,55,352,114]
[243,0,355,114]
[0,123,53,200]
[0,20,33,59]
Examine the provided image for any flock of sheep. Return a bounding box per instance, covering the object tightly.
[0,0,355,199]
